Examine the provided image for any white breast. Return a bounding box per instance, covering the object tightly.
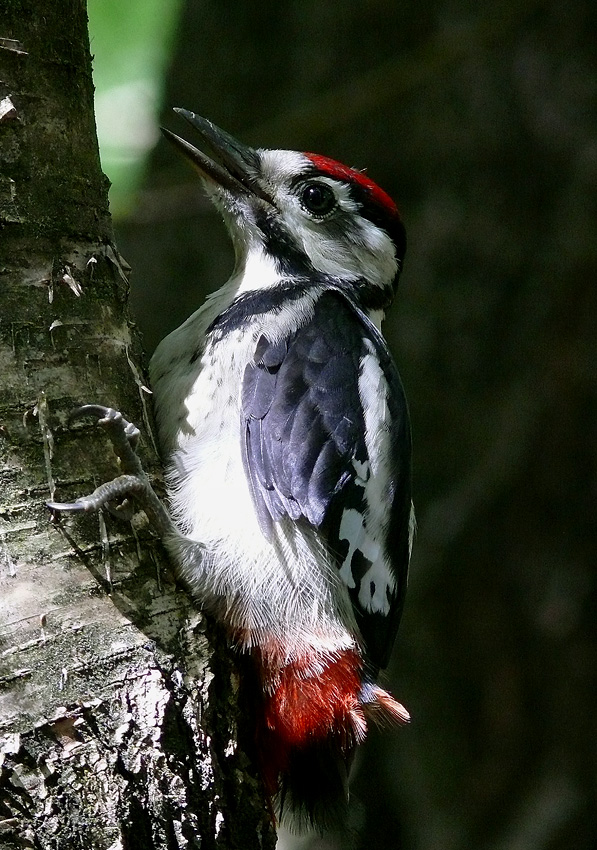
[149,274,357,656]
[167,327,263,545]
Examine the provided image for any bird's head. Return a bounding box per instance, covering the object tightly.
[162,109,406,310]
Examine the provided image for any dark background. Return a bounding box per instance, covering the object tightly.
[115,2,597,847]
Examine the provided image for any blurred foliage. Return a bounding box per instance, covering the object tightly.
[88,0,182,216]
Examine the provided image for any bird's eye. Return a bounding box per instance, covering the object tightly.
[299,181,337,217]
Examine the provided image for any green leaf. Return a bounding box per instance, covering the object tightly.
[88,0,183,217]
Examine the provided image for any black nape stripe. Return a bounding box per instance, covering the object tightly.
[347,182,407,267]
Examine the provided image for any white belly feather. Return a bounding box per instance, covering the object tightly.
[149,289,356,656]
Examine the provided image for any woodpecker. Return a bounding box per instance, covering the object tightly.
[49,109,413,832]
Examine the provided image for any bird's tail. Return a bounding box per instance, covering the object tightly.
[250,647,409,832]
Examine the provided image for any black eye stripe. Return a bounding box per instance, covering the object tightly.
[299,181,337,217]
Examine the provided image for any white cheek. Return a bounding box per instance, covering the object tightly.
[275,187,397,290]
[298,225,359,278]
[355,220,398,287]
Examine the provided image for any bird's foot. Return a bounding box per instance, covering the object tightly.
[47,405,172,536]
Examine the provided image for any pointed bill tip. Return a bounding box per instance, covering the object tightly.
[160,127,200,163]
[159,126,181,145]
[172,107,219,139]
[162,107,275,206]
[160,124,252,198]
[173,106,197,123]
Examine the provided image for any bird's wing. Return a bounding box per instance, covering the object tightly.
[241,290,412,669]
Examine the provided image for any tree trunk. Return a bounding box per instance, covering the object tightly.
[0,4,275,848]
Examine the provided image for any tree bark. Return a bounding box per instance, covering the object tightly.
[0,3,275,848]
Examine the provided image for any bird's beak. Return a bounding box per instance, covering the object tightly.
[161,108,274,206]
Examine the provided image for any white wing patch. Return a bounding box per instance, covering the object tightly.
[337,342,397,615]
[338,508,379,588]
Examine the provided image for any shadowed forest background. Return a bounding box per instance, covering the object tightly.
[89,1,596,848]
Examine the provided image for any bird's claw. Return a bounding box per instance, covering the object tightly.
[47,406,173,536]
[47,474,146,518]
[48,408,147,515]
[69,405,142,471]
[47,498,95,513]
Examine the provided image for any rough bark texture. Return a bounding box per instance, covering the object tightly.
[0,3,275,848]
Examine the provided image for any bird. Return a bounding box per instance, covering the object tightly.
[50,108,414,833]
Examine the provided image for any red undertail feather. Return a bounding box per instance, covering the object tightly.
[251,646,409,830]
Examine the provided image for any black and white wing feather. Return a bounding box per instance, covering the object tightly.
[241,290,412,669]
